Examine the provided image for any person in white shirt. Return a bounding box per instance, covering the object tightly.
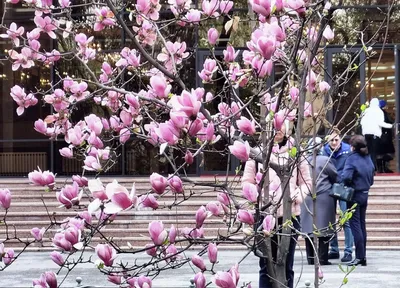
[360,98,393,171]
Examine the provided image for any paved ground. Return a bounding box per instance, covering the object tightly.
[1,250,399,287]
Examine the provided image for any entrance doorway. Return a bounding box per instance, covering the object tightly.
[326,46,399,173]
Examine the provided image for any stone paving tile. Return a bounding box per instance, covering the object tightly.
[1,250,399,287]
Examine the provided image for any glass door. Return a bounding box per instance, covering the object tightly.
[365,48,396,173]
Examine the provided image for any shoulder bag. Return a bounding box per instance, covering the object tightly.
[329,183,354,202]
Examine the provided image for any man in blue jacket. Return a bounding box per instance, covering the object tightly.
[323,132,353,262]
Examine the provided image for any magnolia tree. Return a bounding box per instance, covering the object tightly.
[0,0,392,287]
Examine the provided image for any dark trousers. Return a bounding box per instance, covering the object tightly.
[305,236,330,264]
[365,134,379,171]
[347,192,368,260]
[259,216,300,288]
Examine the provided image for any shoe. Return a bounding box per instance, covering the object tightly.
[341,253,352,263]
[320,260,332,265]
[328,252,340,259]
[347,258,367,266]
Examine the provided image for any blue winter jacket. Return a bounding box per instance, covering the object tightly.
[322,142,351,181]
[341,152,375,192]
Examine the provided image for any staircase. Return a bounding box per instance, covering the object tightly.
[0,176,399,251]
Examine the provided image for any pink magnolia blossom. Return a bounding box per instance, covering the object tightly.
[96,243,117,266]
[194,272,206,288]
[74,33,94,49]
[72,175,88,187]
[70,81,90,102]
[116,47,141,68]
[237,209,255,225]
[220,1,233,14]
[319,81,331,92]
[156,41,189,70]
[273,110,285,131]
[83,155,102,172]
[85,114,103,135]
[202,0,219,17]
[242,183,258,203]
[31,227,45,241]
[108,275,122,285]
[168,176,183,193]
[256,36,276,60]
[45,89,69,112]
[33,272,57,288]
[185,9,202,23]
[198,59,217,82]
[207,28,219,45]
[103,180,137,214]
[50,251,65,266]
[56,182,82,209]
[188,119,203,137]
[228,141,250,162]
[195,206,207,228]
[66,125,87,146]
[145,244,157,257]
[119,128,131,144]
[318,266,324,279]
[207,243,218,264]
[136,0,161,21]
[217,192,230,206]
[323,25,334,41]
[3,248,14,265]
[28,168,55,188]
[223,45,239,62]
[33,16,57,39]
[249,0,271,17]
[169,225,177,244]
[149,75,171,99]
[252,57,273,78]
[58,0,70,8]
[285,0,306,16]
[0,22,24,46]
[154,121,180,145]
[290,87,299,103]
[206,201,222,216]
[236,116,256,135]
[88,179,107,200]
[34,119,48,135]
[192,254,206,271]
[94,7,115,31]
[262,214,275,234]
[137,276,152,288]
[174,90,202,118]
[43,49,61,65]
[185,150,194,164]
[150,173,168,194]
[0,189,11,209]
[132,20,157,46]
[10,84,37,115]
[138,194,159,210]
[214,271,236,288]
[304,101,312,117]
[148,220,168,246]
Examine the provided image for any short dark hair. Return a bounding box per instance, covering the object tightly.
[349,135,368,155]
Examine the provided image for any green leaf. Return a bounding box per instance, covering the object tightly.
[289,147,297,158]
[360,104,366,112]
[235,165,242,175]
[343,277,348,284]
[338,264,346,273]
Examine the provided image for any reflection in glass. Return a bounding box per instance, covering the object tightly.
[330,52,361,135]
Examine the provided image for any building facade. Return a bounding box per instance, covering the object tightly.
[1,1,400,176]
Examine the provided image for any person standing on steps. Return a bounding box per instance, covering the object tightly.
[360,98,393,171]
[342,135,375,267]
[322,131,353,263]
[376,100,395,173]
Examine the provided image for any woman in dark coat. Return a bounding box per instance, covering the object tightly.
[377,100,394,173]
[342,135,375,266]
[301,153,337,265]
